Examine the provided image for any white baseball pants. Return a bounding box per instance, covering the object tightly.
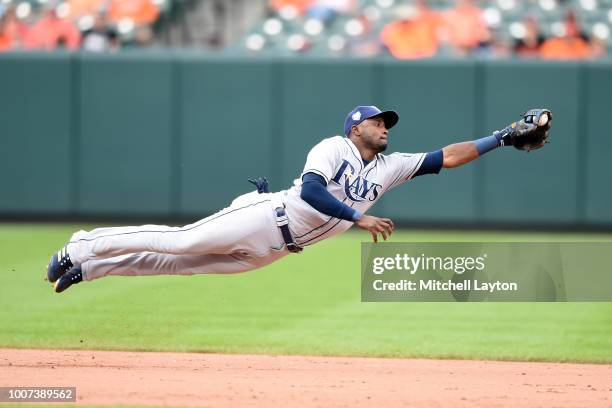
[67,192,290,281]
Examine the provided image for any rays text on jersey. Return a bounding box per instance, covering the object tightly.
[330,159,382,202]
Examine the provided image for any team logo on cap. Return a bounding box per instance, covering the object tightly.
[351,111,361,121]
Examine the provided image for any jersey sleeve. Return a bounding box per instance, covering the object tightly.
[301,173,361,221]
[385,152,428,190]
[300,136,344,184]
[413,150,443,177]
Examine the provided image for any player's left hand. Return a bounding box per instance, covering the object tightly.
[355,215,395,243]
[495,108,552,152]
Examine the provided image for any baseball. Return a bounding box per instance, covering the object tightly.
[538,114,549,126]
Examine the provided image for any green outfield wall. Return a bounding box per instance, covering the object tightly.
[0,53,610,227]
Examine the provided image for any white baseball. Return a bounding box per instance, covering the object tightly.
[538,114,549,126]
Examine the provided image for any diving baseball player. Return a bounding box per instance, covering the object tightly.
[47,106,552,293]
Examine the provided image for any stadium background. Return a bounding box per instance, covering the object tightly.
[0,56,611,227]
[1,0,612,226]
[1,1,611,407]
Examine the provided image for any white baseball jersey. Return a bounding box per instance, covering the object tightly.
[66,135,426,282]
[282,136,426,246]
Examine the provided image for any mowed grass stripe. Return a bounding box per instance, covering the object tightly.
[0,224,611,362]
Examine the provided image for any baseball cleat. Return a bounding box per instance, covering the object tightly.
[54,267,82,293]
[47,246,74,283]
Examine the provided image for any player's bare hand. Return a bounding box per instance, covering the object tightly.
[355,215,394,243]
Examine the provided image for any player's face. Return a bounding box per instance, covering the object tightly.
[357,116,389,153]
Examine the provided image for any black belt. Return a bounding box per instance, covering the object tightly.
[275,207,302,253]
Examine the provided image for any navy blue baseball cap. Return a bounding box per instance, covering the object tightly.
[343,106,399,136]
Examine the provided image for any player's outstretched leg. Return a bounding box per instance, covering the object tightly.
[53,247,289,293]
[87,249,288,279]
[46,192,291,292]
[46,193,277,274]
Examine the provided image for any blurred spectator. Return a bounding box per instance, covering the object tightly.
[121,25,155,48]
[380,1,442,59]
[22,5,81,50]
[0,5,27,51]
[472,29,510,59]
[68,0,106,20]
[540,10,591,60]
[133,25,154,46]
[108,0,159,25]
[308,0,356,23]
[347,14,381,57]
[513,16,545,58]
[270,0,314,16]
[82,13,120,52]
[589,37,607,59]
[441,0,489,55]
[0,6,13,51]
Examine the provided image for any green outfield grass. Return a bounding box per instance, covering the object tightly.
[1,223,611,363]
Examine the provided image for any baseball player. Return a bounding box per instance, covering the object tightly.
[47,106,551,293]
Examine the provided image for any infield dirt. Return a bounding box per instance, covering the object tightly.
[1,349,611,407]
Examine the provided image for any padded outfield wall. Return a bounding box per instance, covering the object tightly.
[0,52,610,227]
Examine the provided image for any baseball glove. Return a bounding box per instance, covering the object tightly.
[496,109,553,152]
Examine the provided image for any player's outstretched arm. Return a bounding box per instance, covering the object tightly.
[442,109,552,169]
[441,141,479,168]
